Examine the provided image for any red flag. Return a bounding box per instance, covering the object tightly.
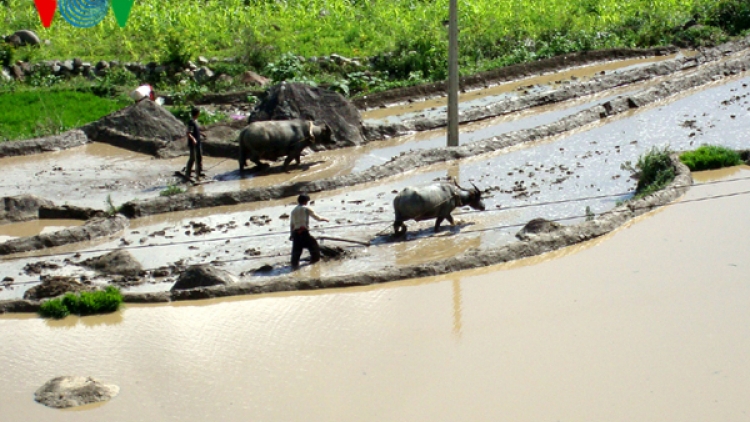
[34,0,57,28]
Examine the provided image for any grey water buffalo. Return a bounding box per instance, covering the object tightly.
[393,179,486,237]
[238,119,332,172]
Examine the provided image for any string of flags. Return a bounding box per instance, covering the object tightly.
[33,0,135,28]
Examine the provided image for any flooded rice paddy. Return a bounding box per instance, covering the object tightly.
[3,70,750,298]
[1,166,748,421]
[360,52,687,121]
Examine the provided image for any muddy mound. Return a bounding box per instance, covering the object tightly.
[516,218,564,240]
[24,276,89,300]
[82,100,187,158]
[35,376,119,409]
[0,195,54,225]
[171,265,238,291]
[81,250,143,276]
[0,129,89,158]
[248,82,364,148]
[38,204,106,220]
[0,215,128,256]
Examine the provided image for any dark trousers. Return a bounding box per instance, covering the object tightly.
[291,229,320,268]
[186,142,203,177]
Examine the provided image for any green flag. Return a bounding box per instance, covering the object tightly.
[111,0,135,28]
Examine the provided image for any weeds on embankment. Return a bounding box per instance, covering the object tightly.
[160,185,185,197]
[622,146,676,199]
[39,286,123,319]
[679,145,743,171]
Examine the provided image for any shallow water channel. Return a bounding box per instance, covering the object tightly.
[1,167,748,421]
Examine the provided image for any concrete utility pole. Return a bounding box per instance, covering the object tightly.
[447,0,459,147]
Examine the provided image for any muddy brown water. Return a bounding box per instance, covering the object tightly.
[0,219,84,242]
[1,167,748,421]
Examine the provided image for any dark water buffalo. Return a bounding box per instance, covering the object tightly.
[393,179,485,237]
[238,119,332,172]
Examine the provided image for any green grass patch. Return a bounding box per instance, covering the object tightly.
[38,286,123,319]
[622,146,676,199]
[0,89,129,142]
[0,0,741,77]
[160,184,186,197]
[679,145,742,171]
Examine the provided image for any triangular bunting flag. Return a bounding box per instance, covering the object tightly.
[34,0,57,28]
[111,0,135,28]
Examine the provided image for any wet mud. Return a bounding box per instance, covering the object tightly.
[120,51,750,218]
[0,215,127,256]
[0,157,691,311]
[0,130,88,159]
[353,46,678,111]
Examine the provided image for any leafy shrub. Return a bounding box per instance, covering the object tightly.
[168,105,227,125]
[38,287,123,319]
[92,68,138,97]
[371,29,447,82]
[346,71,384,95]
[0,42,14,67]
[679,145,742,171]
[162,29,196,68]
[160,184,185,197]
[672,25,727,48]
[77,287,123,315]
[622,146,675,198]
[706,0,750,36]
[39,298,70,319]
[211,62,247,77]
[265,52,305,82]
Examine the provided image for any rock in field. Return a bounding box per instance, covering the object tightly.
[35,376,119,409]
[248,82,365,148]
[23,276,88,300]
[171,265,238,291]
[81,250,143,276]
[516,218,564,241]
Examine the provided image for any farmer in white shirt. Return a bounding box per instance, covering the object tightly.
[290,194,329,269]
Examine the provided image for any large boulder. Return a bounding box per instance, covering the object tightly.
[5,30,40,47]
[81,250,143,276]
[24,276,89,300]
[82,100,187,158]
[516,218,564,241]
[171,265,238,291]
[248,82,364,149]
[0,195,54,225]
[35,376,119,409]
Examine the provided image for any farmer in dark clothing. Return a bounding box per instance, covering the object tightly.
[185,107,203,179]
[290,194,329,269]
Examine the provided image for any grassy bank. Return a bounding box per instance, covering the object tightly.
[2,0,747,77]
[0,89,129,142]
[679,145,743,171]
